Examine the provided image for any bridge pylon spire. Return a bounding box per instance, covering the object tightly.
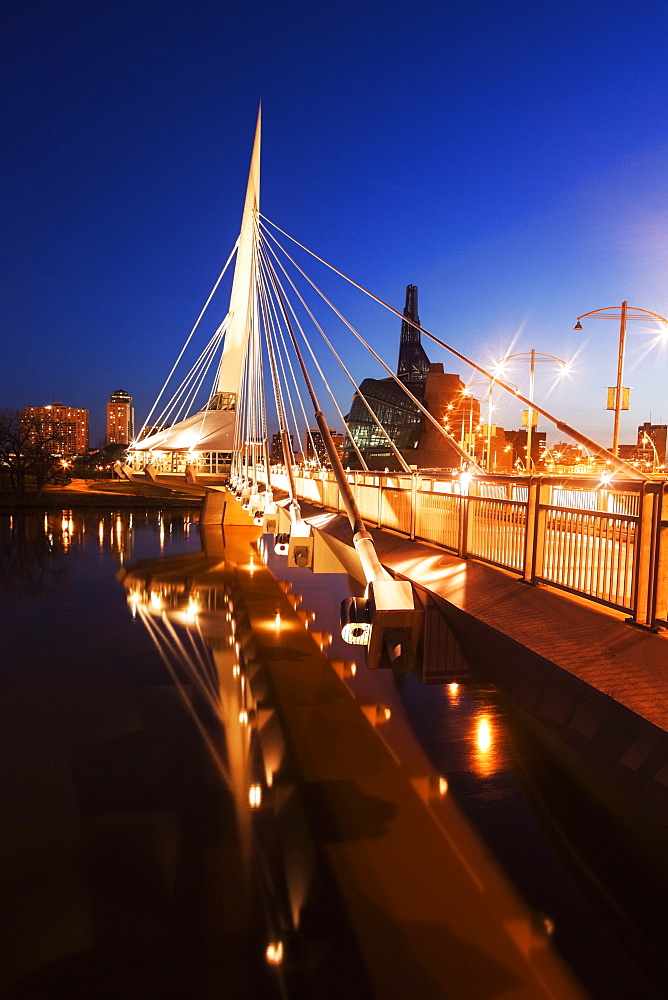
[216,105,261,403]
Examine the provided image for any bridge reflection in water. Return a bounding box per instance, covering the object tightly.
[119,517,665,998]
[1,509,666,998]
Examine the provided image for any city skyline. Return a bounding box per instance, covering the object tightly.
[4,2,668,449]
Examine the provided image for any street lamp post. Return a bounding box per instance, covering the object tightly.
[574,302,668,457]
[483,375,517,472]
[494,351,568,473]
[642,433,660,472]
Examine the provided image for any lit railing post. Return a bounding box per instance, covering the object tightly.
[410,472,420,540]
[631,483,662,628]
[377,474,383,528]
[457,474,478,558]
[457,477,469,558]
[522,478,550,583]
[654,486,668,625]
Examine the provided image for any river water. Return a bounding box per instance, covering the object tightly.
[0,508,665,999]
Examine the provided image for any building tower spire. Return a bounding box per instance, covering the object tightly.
[397,284,431,382]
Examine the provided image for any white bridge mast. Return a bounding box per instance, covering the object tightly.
[215,106,261,408]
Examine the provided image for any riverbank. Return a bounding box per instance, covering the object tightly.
[0,479,203,509]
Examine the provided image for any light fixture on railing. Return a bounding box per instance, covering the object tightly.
[340,597,372,645]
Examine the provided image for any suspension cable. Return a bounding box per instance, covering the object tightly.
[139,238,239,440]
[260,221,482,473]
[149,318,227,434]
[258,257,312,467]
[258,235,374,471]
[259,232,407,473]
[257,263,301,515]
[258,246,324,468]
[260,215,648,481]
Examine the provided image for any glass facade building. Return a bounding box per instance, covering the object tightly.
[344,285,430,468]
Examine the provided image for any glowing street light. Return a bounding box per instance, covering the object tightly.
[642,433,660,472]
[494,351,568,472]
[574,301,668,457]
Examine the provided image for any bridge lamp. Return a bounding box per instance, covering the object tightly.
[340,596,372,645]
[265,941,284,966]
[274,532,290,555]
[574,301,668,456]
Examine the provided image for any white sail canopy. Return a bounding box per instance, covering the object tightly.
[133,408,236,452]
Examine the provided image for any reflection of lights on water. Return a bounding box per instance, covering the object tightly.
[61,513,74,551]
[98,520,104,546]
[311,631,332,650]
[470,712,504,778]
[249,783,262,808]
[477,715,492,752]
[265,940,283,965]
[447,682,460,702]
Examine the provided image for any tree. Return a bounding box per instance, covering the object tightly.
[0,409,63,496]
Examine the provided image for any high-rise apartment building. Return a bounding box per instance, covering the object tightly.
[21,402,89,455]
[271,432,294,462]
[305,429,345,464]
[107,390,134,445]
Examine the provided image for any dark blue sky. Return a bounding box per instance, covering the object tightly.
[4,0,668,445]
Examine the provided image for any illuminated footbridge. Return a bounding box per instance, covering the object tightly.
[108,110,668,995]
[119,108,668,641]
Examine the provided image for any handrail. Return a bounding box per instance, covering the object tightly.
[261,466,668,631]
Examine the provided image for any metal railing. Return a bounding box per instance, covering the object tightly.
[263,468,668,630]
[129,450,232,475]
